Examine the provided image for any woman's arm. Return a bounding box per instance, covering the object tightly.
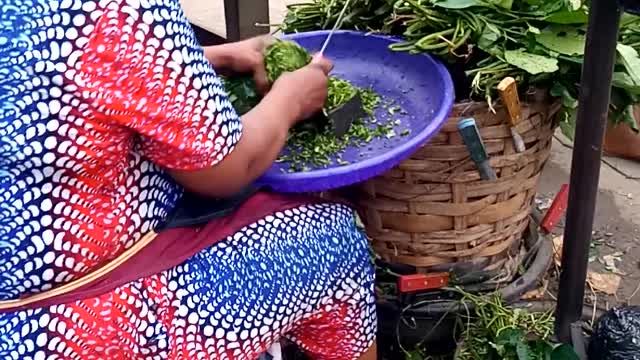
[167,86,295,197]
[168,58,333,198]
[83,1,330,197]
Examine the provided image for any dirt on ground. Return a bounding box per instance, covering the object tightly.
[536,138,640,308]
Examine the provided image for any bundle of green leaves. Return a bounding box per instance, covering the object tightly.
[281,0,640,137]
[223,39,312,115]
[224,39,362,115]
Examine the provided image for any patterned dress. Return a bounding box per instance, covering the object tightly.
[0,1,376,359]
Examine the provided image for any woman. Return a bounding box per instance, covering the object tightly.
[0,1,377,359]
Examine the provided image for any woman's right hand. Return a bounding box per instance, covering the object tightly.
[271,55,334,124]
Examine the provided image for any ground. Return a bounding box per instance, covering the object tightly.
[537,131,640,307]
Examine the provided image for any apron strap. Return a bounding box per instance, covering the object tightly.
[0,231,157,311]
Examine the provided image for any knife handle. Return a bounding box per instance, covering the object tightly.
[498,77,521,127]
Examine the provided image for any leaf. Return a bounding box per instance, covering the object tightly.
[564,0,581,11]
[551,344,579,360]
[496,329,524,346]
[609,87,639,131]
[617,44,640,85]
[531,340,555,358]
[545,9,589,24]
[533,0,566,15]
[587,271,622,295]
[478,23,501,51]
[559,108,577,140]
[528,24,541,34]
[612,104,640,132]
[504,50,559,75]
[432,0,483,8]
[488,0,513,9]
[550,82,578,109]
[613,72,640,94]
[623,106,640,132]
[535,26,586,56]
[620,13,640,27]
[516,341,531,360]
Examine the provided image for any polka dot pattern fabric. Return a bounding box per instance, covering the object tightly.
[0,204,377,359]
[0,0,241,300]
[0,0,377,358]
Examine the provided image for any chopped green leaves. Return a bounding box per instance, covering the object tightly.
[281,84,401,171]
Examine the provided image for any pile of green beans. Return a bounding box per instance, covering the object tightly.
[281,0,531,103]
[281,0,640,130]
[454,291,557,360]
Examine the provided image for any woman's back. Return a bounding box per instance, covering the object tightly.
[0,0,237,300]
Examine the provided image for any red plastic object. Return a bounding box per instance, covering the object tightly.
[398,273,449,293]
[541,184,570,234]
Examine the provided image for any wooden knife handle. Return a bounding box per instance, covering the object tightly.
[498,77,521,127]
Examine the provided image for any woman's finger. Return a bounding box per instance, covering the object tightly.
[310,53,333,74]
[254,67,270,95]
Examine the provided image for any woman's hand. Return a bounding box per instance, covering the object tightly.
[203,36,274,93]
[271,54,334,123]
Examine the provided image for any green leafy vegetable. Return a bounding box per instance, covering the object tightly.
[617,44,640,86]
[280,0,640,136]
[545,9,588,24]
[432,0,483,9]
[504,50,559,74]
[454,292,579,360]
[264,40,312,83]
[535,26,586,56]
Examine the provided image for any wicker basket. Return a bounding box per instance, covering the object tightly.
[356,93,559,273]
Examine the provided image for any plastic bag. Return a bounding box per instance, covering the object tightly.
[589,306,640,360]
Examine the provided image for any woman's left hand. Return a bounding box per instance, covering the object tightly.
[204,36,275,94]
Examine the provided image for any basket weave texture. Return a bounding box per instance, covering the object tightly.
[356,96,558,272]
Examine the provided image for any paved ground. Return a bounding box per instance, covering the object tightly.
[538,133,640,307]
[180,0,302,38]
